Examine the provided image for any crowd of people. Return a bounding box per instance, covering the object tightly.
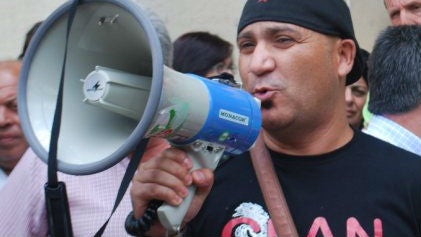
[0,0,421,236]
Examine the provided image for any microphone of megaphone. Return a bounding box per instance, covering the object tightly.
[18,0,262,233]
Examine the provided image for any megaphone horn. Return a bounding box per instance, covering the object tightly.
[19,0,166,175]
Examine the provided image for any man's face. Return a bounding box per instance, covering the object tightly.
[384,0,421,26]
[237,22,346,133]
[0,61,28,173]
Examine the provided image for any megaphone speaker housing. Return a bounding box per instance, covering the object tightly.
[18,0,165,175]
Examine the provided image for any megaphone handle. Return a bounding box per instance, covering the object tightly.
[157,141,224,234]
[157,182,197,233]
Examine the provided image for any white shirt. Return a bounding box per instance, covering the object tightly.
[364,115,421,156]
[0,139,169,237]
[0,168,7,190]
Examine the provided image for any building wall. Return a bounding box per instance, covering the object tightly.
[351,0,390,51]
[0,0,389,67]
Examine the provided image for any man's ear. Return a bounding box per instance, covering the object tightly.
[337,39,356,79]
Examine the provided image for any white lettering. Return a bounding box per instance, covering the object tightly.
[219,109,249,126]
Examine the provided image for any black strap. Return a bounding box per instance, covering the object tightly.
[94,138,150,237]
[45,182,73,237]
[44,0,80,236]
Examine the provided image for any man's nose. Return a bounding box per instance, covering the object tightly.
[249,43,276,76]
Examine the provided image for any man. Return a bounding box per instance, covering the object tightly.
[129,0,421,237]
[384,0,421,26]
[0,3,171,236]
[364,25,421,156]
[0,60,28,189]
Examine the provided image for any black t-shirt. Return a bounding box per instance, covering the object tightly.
[186,131,421,237]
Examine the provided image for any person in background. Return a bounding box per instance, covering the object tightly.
[0,4,171,236]
[18,21,43,60]
[173,31,235,78]
[345,48,370,129]
[384,0,421,26]
[364,25,421,156]
[0,21,42,189]
[171,31,237,166]
[0,60,28,189]
[129,0,421,236]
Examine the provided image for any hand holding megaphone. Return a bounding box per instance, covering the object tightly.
[130,147,215,235]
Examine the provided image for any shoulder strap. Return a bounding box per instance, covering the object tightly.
[249,132,298,237]
[94,138,149,237]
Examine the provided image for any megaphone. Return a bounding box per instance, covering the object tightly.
[18,0,261,233]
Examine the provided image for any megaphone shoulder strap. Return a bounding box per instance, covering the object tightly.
[46,0,80,188]
[44,0,81,236]
[94,138,150,237]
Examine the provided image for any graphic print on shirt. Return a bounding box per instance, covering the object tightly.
[222,202,276,237]
[221,202,384,237]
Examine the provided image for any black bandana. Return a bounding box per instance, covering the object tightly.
[238,0,363,85]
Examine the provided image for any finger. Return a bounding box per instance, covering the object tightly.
[192,168,214,188]
[135,168,191,199]
[160,148,193,169]
[132,181,183,206]
[130,183,182,219]
[137,158,193,187]
[142,148,193,173]
[141,138,170,162]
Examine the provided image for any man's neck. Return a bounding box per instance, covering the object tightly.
[385,105,421,139]
[0,158,19,175]
[262,119,354,156]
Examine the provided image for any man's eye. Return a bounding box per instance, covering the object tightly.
[409,4,421,12]
[239,41,254,49]
[274,37,295,47]
[276,37,292,43]
[389,10,399,19]
[238,41,255,52]
[409,4,421,9]
[8,101,18,111]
